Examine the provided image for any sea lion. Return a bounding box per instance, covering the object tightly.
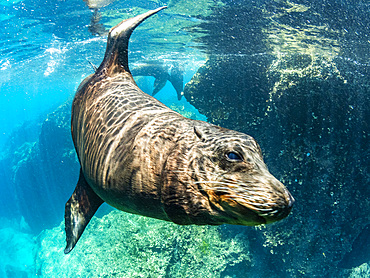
[64,6,294,254]
[131,62,184,100]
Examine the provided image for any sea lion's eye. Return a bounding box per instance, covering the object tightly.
[226,152,243,162]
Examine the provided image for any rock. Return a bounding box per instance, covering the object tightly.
[349,263,370,278]
[183,38,369,278]
[36,210,251,277]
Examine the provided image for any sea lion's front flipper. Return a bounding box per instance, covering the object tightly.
[64,169,103,254]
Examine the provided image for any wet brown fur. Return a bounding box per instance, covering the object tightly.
[64,7,294,254]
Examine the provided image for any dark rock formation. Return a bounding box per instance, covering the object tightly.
[184,54,369,277]
[184,30,369,278]
[183,0,370,275]
[0,120,43,219]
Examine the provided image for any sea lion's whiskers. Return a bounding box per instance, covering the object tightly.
[194,181,258,195]
[220,192,278,206]
[224,194,274,205]
[171,169,221,179]
[193,180,237,186]
[232,189,272,200]
[194,180,272,199]
[188,180,272,213]
[225,196,278,212]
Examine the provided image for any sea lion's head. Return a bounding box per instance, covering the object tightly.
[163,122,294,226]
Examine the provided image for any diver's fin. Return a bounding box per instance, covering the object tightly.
[169,65,184,100]
[152,77,167,96]
[64,169,104,254]
[98,6,167,75]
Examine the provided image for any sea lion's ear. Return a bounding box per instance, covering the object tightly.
[194,126,205,140]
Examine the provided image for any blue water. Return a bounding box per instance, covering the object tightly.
[0,0,369,277]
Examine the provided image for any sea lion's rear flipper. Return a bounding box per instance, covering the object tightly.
[98,6,167,75]
[64,169,103,254]
[152,77,167,96]
[169,65,184,100]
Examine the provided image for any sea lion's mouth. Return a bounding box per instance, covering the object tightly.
[193,172,294,226]
[222,198,268,226]
[222,191,294,225]
[205,191,267,226]
[206,187,294,226]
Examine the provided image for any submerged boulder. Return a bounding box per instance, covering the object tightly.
[183,47,369,278]
[181,3,369,276]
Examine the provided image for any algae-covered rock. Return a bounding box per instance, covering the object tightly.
[36,210,250,277]
[184,54,273,130]
[184,51,369,278]
[183,1,369,277]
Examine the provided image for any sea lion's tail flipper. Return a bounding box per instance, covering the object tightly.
[64,169,104,254]
[99,6,167,75]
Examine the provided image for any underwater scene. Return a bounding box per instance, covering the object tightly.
[0,0,369,277]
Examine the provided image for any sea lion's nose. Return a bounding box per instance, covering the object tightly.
[285,188,295,208]
[287,190,295,208]
[271,178,294,209]
[273,189,294,220]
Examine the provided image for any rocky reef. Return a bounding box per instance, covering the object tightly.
[185,53,369,278]
[35,210,250,278]
[0,223,35,278]
[183,1,369,277]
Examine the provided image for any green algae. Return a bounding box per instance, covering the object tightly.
[349,263,370,278]
[36,210,250,277]
[262,1,345,103]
